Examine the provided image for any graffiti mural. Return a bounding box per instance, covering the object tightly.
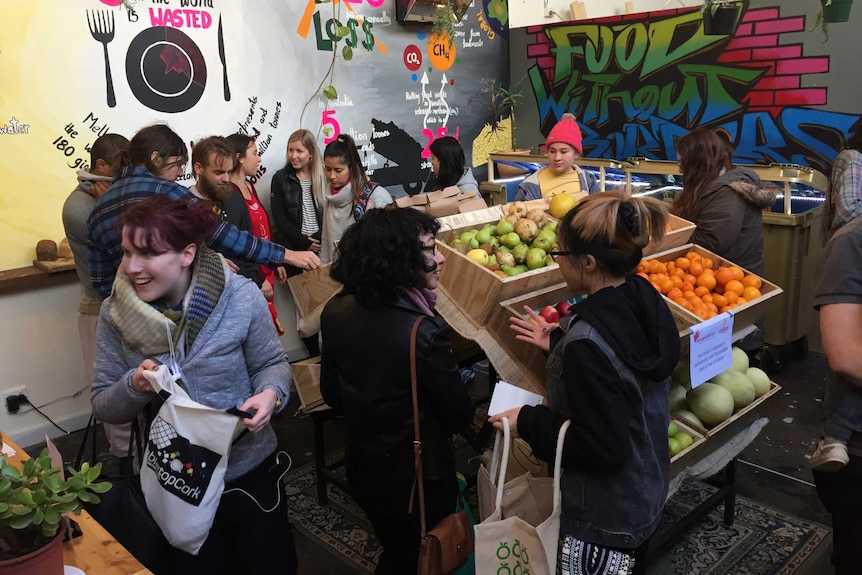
[524,6,858,173]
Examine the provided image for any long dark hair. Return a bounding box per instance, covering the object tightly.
[558,191,669,277]
[429,136,466,190]
[226,133,256,174]
[671,128,734,220]
[324,134,368,203]
[118,195,219,253]
[330,207,440,304]
[120,124,187,175]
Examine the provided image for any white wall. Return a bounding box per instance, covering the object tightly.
[509,0,702,28]
[0,278,306,449]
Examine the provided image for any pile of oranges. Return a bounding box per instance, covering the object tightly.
[637,251,764,320]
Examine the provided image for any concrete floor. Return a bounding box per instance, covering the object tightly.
[24,334,838,575]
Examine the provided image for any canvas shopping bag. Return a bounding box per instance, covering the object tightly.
[139,366,246,555]
[477,426,553,524]
[474,418,570,575]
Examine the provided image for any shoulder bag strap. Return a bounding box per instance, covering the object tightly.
[407,315,427,538]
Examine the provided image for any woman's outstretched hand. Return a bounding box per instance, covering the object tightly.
[509,305,557,352]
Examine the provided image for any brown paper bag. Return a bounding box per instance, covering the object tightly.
[395,186,487,218]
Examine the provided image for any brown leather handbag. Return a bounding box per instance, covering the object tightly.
[409,316,474,575]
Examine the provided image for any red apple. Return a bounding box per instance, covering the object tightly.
[539,305,560,324]
[555,300,572,318]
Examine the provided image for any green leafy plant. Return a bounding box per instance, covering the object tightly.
[469,79,525,146]
[432,0,457,48]
[0,449,111,560]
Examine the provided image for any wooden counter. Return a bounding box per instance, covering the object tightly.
[2,434,152,575]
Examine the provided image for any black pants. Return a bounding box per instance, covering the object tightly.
[157,451,298,575]
[349,471,458,575]
[813,454,862,575]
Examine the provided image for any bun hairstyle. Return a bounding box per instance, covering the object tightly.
[557,190,669,277]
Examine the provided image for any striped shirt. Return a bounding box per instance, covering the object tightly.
[300,178,319,235]
[87,166,285,297]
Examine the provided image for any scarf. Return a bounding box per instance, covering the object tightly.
[402,287,438,317]
[108,247,228,356]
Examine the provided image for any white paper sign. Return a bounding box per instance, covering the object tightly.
[488,381,544,416]
[689,312,734,388]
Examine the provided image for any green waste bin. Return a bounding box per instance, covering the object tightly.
[761,198,824,353]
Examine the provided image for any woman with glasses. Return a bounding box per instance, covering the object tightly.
[320,207,473,575]
[489,191,680,575]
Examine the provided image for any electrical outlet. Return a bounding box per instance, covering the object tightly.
[3,386,28,413]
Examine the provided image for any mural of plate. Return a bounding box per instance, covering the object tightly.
[126,27,207,113]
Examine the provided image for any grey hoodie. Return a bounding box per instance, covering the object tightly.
[455,168,480,197]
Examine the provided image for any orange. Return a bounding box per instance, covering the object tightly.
[648,260,662,274]
[729,266,744,281]
[694,285,710,297]
[724,280,744,296]
[672,267,685,278]
[696,273,716,290]
[637,260,649,274]
[688,261,704,276]
[680,281,694,293]
[741,275,762,289]
[684,274,697,286]
[659,278,674,294]
[724,291,739,305]
[742,286,762,301]
[650,281,662,292]
[713,267,734,290]
[667,287,683,301]
[638,272,649,281]
[675,257,690,271]
[701,257,715,270]
[737,297,747,304]
[675,298,692,311]
[686,251,701,261]
[701,293,714,304]
[671,276,683,289]
[706,302,718,313]
[684,291,699,302]
[712,294,728,308]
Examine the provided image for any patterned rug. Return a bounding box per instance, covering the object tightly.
[284,455,831,575]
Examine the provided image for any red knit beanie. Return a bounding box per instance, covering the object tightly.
[545,113,583,155]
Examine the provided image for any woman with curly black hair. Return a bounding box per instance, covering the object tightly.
[320,207,473,575]
[429,136,479,196]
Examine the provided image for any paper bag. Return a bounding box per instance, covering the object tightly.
[395,186,487,218]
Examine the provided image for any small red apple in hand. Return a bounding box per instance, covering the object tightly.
[539,305,560,324]
[555,300,572,318]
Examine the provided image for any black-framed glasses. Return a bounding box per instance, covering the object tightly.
[548,250,572,262]
[419,243,437,255]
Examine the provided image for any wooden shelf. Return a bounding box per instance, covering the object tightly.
[0,265,77,293]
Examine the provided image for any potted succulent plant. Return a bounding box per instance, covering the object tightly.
[820,0,854,22]
[0,449,111,574]
[702,0,744,35]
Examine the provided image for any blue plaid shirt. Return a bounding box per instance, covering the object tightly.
[87,166,285,297]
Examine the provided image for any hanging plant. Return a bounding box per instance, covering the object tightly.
[431,0,457,48]
[811,0,853,41]
[701,0,744,35]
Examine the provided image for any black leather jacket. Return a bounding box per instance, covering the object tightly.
[270,166,323,249]
[320,293,473,480]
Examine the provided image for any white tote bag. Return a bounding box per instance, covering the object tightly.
[139,366,245,555]
[475,418,570,575]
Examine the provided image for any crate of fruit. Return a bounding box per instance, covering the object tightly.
[436,206,564,328]
[502,192,587,222]
[485,283,580,394]
[669,416,708,476]
[643,214,696,257]
[640,244,782,334]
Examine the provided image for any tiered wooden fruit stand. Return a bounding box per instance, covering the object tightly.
[433,197,784,550]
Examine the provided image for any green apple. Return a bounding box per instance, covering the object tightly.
[512,243,529,264]
[525,248,547,270]
[465,249,489,266]
[501,232,522,249]
[496,219,515,236]
[531,234,554,252]
[542,221,558,234]
[676,432,693,449]
[668,421,678,438]
[668,437,682,457]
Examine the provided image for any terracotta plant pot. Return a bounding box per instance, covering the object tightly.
[703,4,743,35]
[822,0,854,22]
[0,530,65,575]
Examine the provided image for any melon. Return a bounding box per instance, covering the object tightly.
[674,409,705,430]
[668,384,688,413]
[746,367,772,397]
[672,361,692,390]
[730,346,749,372]
[686,383,734,427]
[713,369,755,410]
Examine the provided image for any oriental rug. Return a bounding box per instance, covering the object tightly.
[284,454,832,575]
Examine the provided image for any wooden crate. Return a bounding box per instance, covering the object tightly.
[647,244,782,335]
[705,382,781,437]
[486,283,577,394]
[669,416,708,476]
[286,263,342,319]
[436,215,564,328]
[292,356,326,411]
[643,214,696,257]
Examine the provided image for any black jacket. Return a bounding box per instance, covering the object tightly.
[320,293,473,480]
[220,189,262,285]
[270,165,322,250]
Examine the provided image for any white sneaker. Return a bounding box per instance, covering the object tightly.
[809,439,849,472]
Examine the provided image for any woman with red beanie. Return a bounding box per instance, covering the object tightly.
[515,113,600,201]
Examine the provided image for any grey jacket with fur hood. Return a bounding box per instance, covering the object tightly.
[686,167,777,276]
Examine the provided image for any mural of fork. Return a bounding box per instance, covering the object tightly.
[87,10,116,108]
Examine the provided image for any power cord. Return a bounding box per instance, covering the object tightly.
[12,395,70,434]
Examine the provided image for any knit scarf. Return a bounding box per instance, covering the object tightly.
[109,247,228,356]
[401,287,437,317]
